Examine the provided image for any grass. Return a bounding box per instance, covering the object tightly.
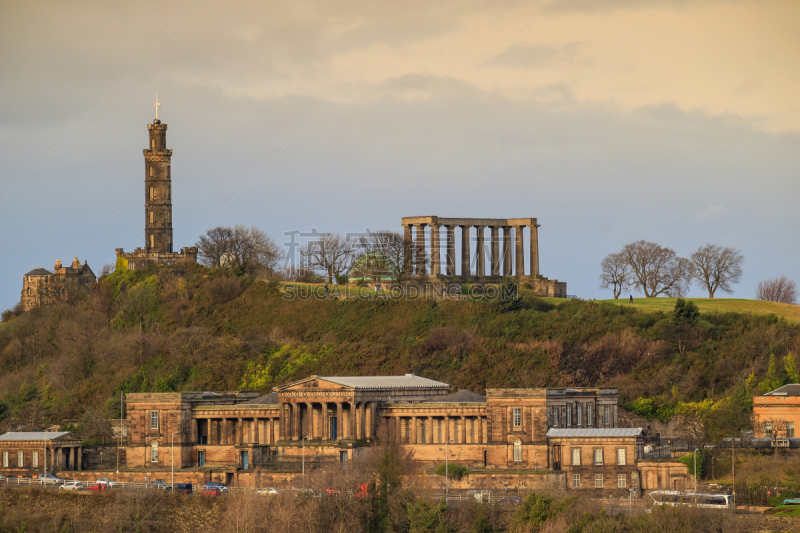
[597,297,800,323]
[767,505,800,516]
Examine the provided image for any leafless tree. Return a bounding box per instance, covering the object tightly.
[303,233,355,283]
[690,244,744,298]
[599,251,631,299]
[196,224,284,278]
[357,230,426,285]
[619,240,693,298]
[756,276,798,304]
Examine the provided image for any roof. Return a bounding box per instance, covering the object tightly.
[764,384,800,396]
[242,392,278,405]
[0,431,79,442]
[25,268,52,276]
[546,428,644,438]
[278,375,450,391]
[426,390,486,403]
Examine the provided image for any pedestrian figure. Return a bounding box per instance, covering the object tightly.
[629,295,633,303]
[325,284,329,295]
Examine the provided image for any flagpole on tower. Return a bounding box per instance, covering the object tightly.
[153,91,161,120]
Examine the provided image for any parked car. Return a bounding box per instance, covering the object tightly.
[88,483,108,491]
[781,498,800,506]
[256,487,279,495]
[149,480,169,491]
[60,481,86,491]
[323,488,341,496]
[496,496,523,505]
[204,481,227,492]
[167,483,193,494]
[95,478,112,486]
[199,487,222,496]
[37,473,64,484]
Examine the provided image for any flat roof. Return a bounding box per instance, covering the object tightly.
[0,431,79,442]
[546,428,643,438]
[278,375,450,390]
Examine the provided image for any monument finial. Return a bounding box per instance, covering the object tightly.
[153,90,161,120]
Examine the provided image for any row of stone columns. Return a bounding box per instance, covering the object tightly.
[197,417,280,446]
[279,401,377,442]
[50,446,82,470]
[405,224,539,278]
[386,415,486,444]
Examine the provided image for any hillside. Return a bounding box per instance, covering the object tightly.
[599,297,800,323]
[0,263,798,436]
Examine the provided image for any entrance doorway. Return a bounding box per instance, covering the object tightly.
[340,451,348,463]
[241,451,249,470]
[197,451,205,467]
[330,417,338,440]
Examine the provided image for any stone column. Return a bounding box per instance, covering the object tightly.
[461,416,467,444]
[278,404,285,441]
[238,418,244,443]
[430,225,440,277]
[190,419,198,444]
[446,226,455,276]
[502,227,512,276]
[359,403,367,439]
[490,227,500,276]
[292,404,300,441]
[306,402,314,439]
[221,419,228,445]
[49,445,55,471]
[444,416,450,443]
[460,225,470,277]
[350,402,357,439]
[428,417,434,444]
[415,224,427,275]
[77,446,82,470]
[515,226,524,278]
[370,403,378,439]
[322,403,329,440]
[411,416,418,444]
[530,223,540,277]
[476,227,485,277]
[252,419,258,444]
[404,225,413,276]
[337,403,343,439]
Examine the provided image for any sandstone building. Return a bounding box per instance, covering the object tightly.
[0,431,83,472]
[20,257,96,311]
[116,101,197,270]
[753,384,800,442]
[401,216,566,297]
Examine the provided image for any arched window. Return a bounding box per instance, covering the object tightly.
[151,139,155,149]
[26,288,32,296]
[150,234,155,248]
[150,441,158,462]
[513,439,522,462]
[149,166,154,178]
[149,211,154,224]
[149,186,155,200]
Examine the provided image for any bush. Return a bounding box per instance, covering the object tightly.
[1,302,24,322]
[434,463,469,480]
[207,276,243,305]
[678,450,705,479]
[335,274,349,285]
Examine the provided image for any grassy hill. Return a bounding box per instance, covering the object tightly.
[598,297,800,323]
[0,264,798,436]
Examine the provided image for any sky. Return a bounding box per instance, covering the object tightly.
[1,0,799,310]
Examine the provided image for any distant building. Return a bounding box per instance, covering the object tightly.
[0,431,84,472]
[116,99,197,271]
[753,384,800,441]
[20,257,96,311]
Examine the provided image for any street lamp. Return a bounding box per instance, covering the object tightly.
[445,440,453,502]
[171,431,179,489]
[302,436,309,486]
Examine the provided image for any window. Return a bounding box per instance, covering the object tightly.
[577,404,582,426]
[594,448,603,465]
[150,234,155,248]
[149,166,154,178]
[150,411,159,430]
[617,448,626,466]
[604,405,611,427]
[513,439,522,462]
[594,474,603,488]
[26,287,32,296]
[150,441,159,462]
[618,474,627,488]
[149,186,155,200]
[587,404,593,427]
[151,139,155,149]
[513,408,522,428]
[566,404,572,427]
[571,448,581,466]
[18,451,23,467]
[788,422,795,438]
[2,452,7,467]
[149,211,154,224]
[551,407,559,428]
[764,421,773,439]
[33,451,38,468]
[572,474,580,488]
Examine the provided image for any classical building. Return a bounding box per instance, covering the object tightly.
[119,375,686,491]
[753,384,800,442]
[0,431,84,472]
[116,97,197,270]
[400,216,566,297]
[20,257,96,311]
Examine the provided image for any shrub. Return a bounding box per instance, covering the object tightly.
[434,463,469,480]
[335,274,349,285]
[207,276,244,305]
[678,450,705,479]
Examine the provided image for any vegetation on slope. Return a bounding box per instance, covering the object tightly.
[0,262,798,441]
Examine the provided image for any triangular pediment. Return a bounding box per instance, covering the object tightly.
[274,376,352,392]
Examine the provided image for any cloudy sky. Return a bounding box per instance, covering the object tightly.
[1,0,799,309]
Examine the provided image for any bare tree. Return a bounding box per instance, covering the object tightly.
[599,252,631,299]
[196,224,284,278]
[357,230,426,285]
[619,240,693,298]
[303,233,355,283]
[756,276,798,304]
[690,244,744,298]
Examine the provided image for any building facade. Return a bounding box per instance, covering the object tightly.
[753,384,800,442]
[116,108,197,270]
[20,257,96,311]
[0,431,84,473]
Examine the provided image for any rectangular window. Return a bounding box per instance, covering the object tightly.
[17,451,23,467]
[150,411,159,430]
[513,408,522,428]
[572,474,581,488]
[577,404,582,427]
[618,474,627,488]
[604,406,611,427]
[617,448,626,466]
[566,404,572,427]
[552,407,559,428]
[764,421,773,439]
[788,422,795,438]
[571,448,581,466]
[2,452,6,467]
[33,451,39,468]
[594,448,603,465]
[595,474,603,488]
[587,404,593,427]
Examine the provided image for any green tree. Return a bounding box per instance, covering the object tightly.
[407,501,456,533]
[493,277,522,312]
[784,354,800,383]
[672,298,699,325]
[758,354,784,394]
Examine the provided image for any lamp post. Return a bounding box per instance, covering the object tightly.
[171,431,179,489]
[302,435,309,486]
[693,448,699,505]
[445,440,453,503]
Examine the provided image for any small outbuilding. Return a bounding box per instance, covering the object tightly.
[0,431,84,474]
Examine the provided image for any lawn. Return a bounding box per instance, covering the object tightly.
[597,297,800,323]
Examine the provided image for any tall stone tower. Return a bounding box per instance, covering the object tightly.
[144,117,173,253]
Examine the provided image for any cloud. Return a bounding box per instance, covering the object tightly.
[486,41,586,68]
